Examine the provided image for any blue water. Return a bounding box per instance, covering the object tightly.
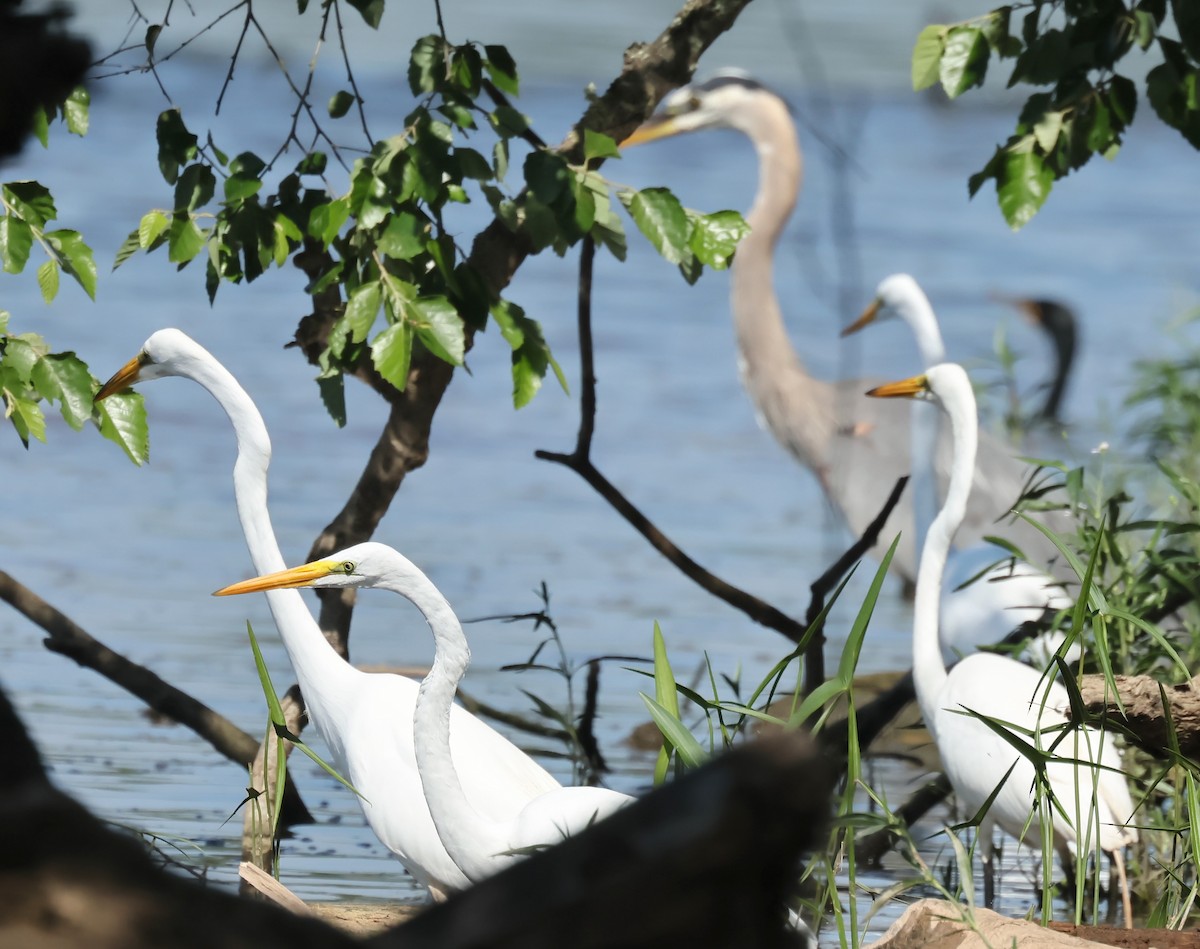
[3,1,1197,937]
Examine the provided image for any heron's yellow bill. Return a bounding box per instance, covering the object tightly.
[95,353,148,402]
[865,373,929,400]
[214,559,338,596]
[841,297,881,338]
[620,115,683,148]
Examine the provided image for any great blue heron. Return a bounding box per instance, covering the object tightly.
[216,542,633,882]
[94,330,562,898]
[624,75,1062,582]
[846,273,1075,665]
[869,365,1135,921]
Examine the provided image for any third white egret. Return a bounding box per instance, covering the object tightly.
[847,274,1076,666]
[868,364,1135,923]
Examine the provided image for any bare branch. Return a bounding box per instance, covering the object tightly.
[802,477,908,693]
[0,569,313,825]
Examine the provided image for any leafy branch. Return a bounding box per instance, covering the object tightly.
[915,0,1200,229]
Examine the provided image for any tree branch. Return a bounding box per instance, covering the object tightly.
[1078,673,1200,760]
[0,570,313,825]
[285,0,759,654]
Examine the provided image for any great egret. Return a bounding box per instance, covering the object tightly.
[846,273,1075,666]
[868,364,1136,924]
[93,330,561,897]
[214,542,633,882]
[623,74,1058,583]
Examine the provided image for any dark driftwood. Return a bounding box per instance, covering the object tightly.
[2,666,826,949]
[0,680,354,949]
[372,733,828,949]
[1079,673,1200,760]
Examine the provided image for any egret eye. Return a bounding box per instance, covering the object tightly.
[688,95,701,110]
[341,561,355,573]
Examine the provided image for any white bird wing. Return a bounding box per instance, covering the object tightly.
[510,785,632,855]
[935,655,1133,851]
[331,674,561,893]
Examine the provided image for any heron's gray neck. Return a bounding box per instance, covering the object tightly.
[729,99,834,472]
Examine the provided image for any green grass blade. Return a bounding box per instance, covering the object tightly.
[640,694,708,768]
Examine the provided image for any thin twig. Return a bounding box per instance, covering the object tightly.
[802,476,908,694]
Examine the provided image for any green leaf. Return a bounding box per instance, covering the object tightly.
[3,181,56,228]
[138,210,170,249]
[114,229,141,270]
[490,299,568,407]
[175,163,216,212]
[641,695,708,770]
[689,209,749,270]
[49,230,97,299]
[582,129,621,162]
[484,45,519,95]
[347,0,384,28]
[224,174,262,203]
[912,24,947,91]
[296,151,327,175]
[1147,60,1200,149]
[64,86,90,136]
[167,214,206,264]
[1032,109,1064,152]
[316,371,346,427]
[328,90,356,118]
[155,109,199,185]
[1010,29,1069,87]
[344,281,382,342]
[31,106,49,148]
[412,296,465,366]
[308,197,350,245]
[7,394,46,446]
[95,391,149,464]
[371,322,413,390]
[997,147,1053,230]
[1108,75,1138,126]
[36,260,59,302]
[4,337,39,381]
[524,151,571,204]
[621,187,689,264]
[493,140,509,181]
[1134,9,1158,49]
[377,212,427,260]
[31,353,92,429]
[0,216,33,273]
[408,35,447,94]
[1173,0,1200,61]
[940,26,988,99]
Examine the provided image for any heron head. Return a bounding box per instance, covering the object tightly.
[213,542,423,596]
[622,71,783,145]
[866,363,971,407]
[842,273,924,338]
[94,328,205,401]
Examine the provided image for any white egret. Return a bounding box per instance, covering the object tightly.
[623,74,1058,582]
[846,274,1076,666]
[868,364,1136,924]
[214,542,633,881]
[94,330,562,897]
